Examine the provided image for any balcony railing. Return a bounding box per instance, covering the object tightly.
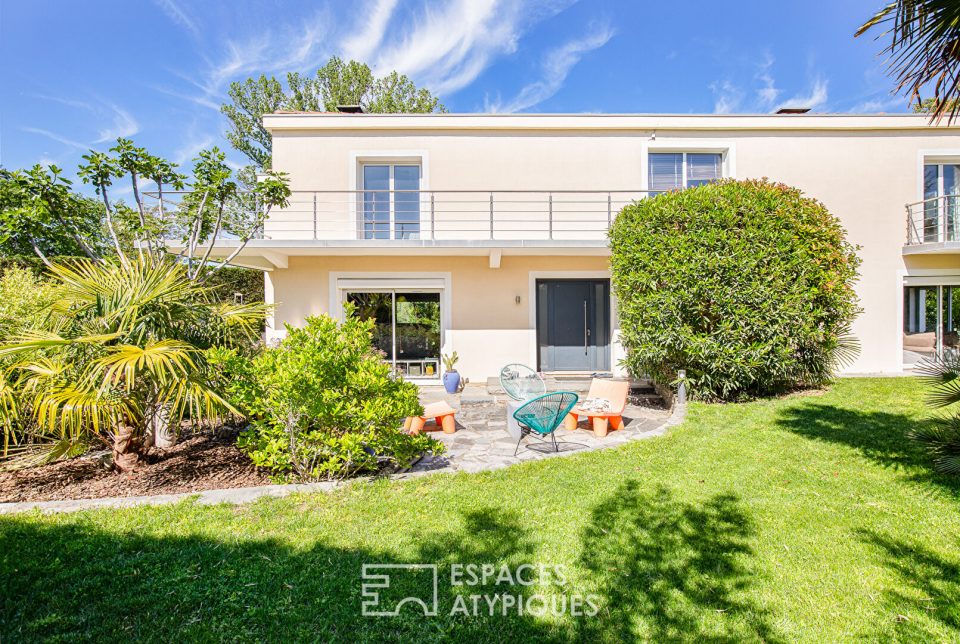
[256,190,649,242]
[906,195,960,245]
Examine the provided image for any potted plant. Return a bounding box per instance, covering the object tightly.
[442,351,460,394]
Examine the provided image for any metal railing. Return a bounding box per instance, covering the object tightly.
[906,195,960,245]
[259,189,649,242]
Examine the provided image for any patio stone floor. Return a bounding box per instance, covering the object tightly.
[407,386,672,474]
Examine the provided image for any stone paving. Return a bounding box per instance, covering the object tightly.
[409,385,672,474]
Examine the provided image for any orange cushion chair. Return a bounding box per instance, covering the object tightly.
[563,379,629,437]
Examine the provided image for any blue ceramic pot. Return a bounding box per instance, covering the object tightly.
[442,370,461,394]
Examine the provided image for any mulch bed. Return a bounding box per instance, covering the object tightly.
[0,430,271,504]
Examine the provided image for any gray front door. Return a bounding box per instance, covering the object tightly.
[537,279,611,372]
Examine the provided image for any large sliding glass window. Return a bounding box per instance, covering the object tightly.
[649,152,723,196]
[346,291,440,378]
[903,284,960,365]
[361,164,421,240]
[923,163,960,242]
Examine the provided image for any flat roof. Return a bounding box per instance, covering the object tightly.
[263,111,960,133]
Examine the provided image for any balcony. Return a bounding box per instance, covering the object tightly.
[905,195,960,254]
[154,189,650,269]
[261,189,648,242]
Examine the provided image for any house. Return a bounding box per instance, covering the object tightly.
[196,111,960,383]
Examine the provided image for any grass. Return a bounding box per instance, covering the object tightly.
[2,378,959,642]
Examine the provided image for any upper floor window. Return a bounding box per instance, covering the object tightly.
[362,164,421,240]
[648,152,723,196]
[922,163,960,242]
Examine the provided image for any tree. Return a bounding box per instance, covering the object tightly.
[0,166,106,263]
[857,1,960,122]
[0,256,267,471]
[75,138,291,281]
[221,56,446,167]
[610,179,861,401]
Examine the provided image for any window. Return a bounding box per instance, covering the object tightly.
[346,291,440,378]
[361,164,421,240]
[923,163,960,242]
[903,284,960,365]
[648,152,723,195]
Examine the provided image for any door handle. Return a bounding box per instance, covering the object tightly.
[584,300,588,354]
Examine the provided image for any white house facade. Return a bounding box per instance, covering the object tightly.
[191,112,960,383]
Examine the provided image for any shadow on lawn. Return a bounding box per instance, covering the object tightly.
[858,529,960,640]
[775,402,960,494]
[577,481,783,642]
[0,486,789,642]
[0,506,568,642]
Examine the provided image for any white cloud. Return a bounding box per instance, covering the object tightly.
[710,80,743,114]
[153,0,200,38]
[852,95,907,113]
[95,104,140,142]
[340,0,399,62]
[21,127,89,151]
[174,134,215,165]
[754,53,780,107]
[778,77,829,111]
[197,12,331,100]
[486,23,615,113]
[371,0,573,96]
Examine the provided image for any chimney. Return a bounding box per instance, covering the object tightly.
[775,107,811,115]
[336,105,364,114]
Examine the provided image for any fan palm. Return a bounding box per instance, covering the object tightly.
[0,256,266,471]
[912,353,960,475]
[856,0,960,122]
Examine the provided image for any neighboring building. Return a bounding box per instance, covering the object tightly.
[195,112,960,383]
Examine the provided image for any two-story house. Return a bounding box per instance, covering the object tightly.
[191,111,960,384]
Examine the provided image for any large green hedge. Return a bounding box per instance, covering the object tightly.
[610,179,861,401]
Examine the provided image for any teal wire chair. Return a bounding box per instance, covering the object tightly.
[512,391,579,455]
[499,363,546,401]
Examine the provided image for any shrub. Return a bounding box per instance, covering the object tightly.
[0,257,265,470]
[0,265,60,337]
[610,179,861,401]
[213,313,442,481]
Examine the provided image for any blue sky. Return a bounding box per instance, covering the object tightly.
[0,0,907,190]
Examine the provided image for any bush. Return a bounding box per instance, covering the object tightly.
[0,265,60,337]
[610,179,861,401]
[212,312,442,481]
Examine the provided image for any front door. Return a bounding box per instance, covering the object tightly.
[537,279,610,372]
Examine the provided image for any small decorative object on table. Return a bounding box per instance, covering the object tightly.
[442,351,460,394]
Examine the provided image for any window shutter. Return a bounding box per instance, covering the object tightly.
[648,153,683,193]
[687,153,722,185]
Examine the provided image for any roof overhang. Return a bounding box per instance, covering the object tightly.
[264,112,956,134]
[165,239,611,271]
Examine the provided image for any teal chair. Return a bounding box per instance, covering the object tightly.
[512,391,579,455]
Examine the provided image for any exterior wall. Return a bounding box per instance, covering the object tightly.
[261,115,960,376]
[266,255,621,382]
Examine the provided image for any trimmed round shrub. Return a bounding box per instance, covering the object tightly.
[610,179,861,401]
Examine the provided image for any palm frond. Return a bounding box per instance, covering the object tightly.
[92,340,197,392]
[0,369,21,457]
[910,415,960,475]
[0,330,120,358]
[31,384,133,442]
[915,354,960,407]
[856,0,960,122]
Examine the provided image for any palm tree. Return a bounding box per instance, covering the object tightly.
[913,354,960,475]
[856,1,960,122]
[0,256,266,471]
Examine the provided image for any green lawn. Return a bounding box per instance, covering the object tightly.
[2,378,959,642]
